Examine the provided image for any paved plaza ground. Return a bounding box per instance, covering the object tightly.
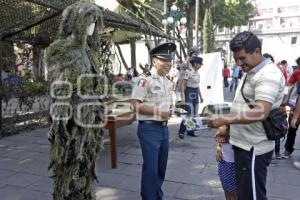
[0,87,300,200]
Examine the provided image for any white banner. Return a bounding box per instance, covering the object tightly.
[199,52,224,110]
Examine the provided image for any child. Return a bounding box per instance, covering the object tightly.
[215,125,237,200]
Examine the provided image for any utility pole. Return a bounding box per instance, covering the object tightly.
[195,0,199,46]
[164,0,167,33]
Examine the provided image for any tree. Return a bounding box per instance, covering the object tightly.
[160,0,252,51]
[164,0,218,49]
[115,0,163,69]
[212,0,254,29]
[0,41,16,74]
[203,8,214,53]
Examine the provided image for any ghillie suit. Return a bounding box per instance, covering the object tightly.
[46,2,104,200]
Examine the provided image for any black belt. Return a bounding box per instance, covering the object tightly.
[139,120,168,126]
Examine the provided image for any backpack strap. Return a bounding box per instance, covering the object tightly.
[241,75,255,109]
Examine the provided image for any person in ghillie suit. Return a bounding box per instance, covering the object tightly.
[46,1,104,200]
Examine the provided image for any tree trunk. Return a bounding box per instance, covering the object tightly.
[144,35,152,63]
[115,44,129,70]
[144,35,151,53]
[32,46,45,81]
[186,2,196,49]
[0,41,3,134]
[130,38,136,69]
[175,27,187,59]
[1,41,15,74]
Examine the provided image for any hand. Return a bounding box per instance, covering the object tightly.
[281,99,288,107]
[215,125,230,143]
[215,143,222,162]
[200,96,204,103]
[180,97,185,105]
[161,110,171,119]
[291,117,298,128]
[202,115,227,128]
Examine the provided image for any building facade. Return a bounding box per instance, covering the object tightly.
[215,0,300,66]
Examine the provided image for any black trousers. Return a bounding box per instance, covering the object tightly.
[284,113,299,153]
[224,77,229,87]
[233,146,273,200]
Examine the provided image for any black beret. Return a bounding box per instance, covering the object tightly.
[150,42,176,60]
[190,56,203,65]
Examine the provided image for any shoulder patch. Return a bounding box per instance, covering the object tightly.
[136,78,147,87]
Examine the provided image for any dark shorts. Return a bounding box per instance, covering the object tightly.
[218,159,237,193]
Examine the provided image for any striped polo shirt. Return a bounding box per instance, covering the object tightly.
[229,58,285,155]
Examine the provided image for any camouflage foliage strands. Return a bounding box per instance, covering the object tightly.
[46,1,104,200]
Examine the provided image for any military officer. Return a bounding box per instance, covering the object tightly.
[178,56,204,139]
[131,42,175,200]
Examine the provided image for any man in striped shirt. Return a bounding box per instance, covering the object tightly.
[203,31,285,200]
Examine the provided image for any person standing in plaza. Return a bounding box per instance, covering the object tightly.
[203,31,285,200]
[223,65,230,88]
[288,68,300,170]
[177,46,200,97]
[281,57,300,159]
[178,56,204,139]
[215,125,237,200]
[229,65,240,92]
[263,53,286,159]
[281,60,293,80]
[131,42,175,200]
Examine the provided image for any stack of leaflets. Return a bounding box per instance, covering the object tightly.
[183,116,208,131]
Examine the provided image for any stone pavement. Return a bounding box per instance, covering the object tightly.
[0,86,300,200]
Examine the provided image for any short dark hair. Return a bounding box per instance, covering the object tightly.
[263,53,274,63]
[230,31,261,53]
[296,57,300,66]
[281,60,287,65]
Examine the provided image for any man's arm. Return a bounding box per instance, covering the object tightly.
[198,88,203,103]
[180,79,187,102]
[203,100,273,128]
[282,84,294,106]
[131,100,170,119]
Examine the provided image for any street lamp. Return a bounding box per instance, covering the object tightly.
[161,4,187,43]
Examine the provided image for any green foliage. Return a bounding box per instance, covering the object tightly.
[2,81,48,100]
[2,81,48,113]
[212,0,254,29]
[203,8,214,53]
[116,0,163,28]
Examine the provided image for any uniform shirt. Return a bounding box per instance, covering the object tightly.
[182,68,200,88]
[229,58,285,155]
[131,71,173,121]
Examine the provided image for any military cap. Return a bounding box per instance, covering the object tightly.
[188,46,200,57]
[150,42,176,60]
[190,56,203,65]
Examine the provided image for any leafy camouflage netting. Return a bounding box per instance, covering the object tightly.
[46,2,105,200]
[0,0,169,45]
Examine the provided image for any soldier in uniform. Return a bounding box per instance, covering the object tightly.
[177,46,200,104]
[178,56,204,139]
[131,42,175,200]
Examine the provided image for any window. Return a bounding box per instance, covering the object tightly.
[218,27,224,33]
[291,36,297,44]
[258,24,263,29]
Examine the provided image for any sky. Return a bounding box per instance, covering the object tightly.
[95,0,119,10]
